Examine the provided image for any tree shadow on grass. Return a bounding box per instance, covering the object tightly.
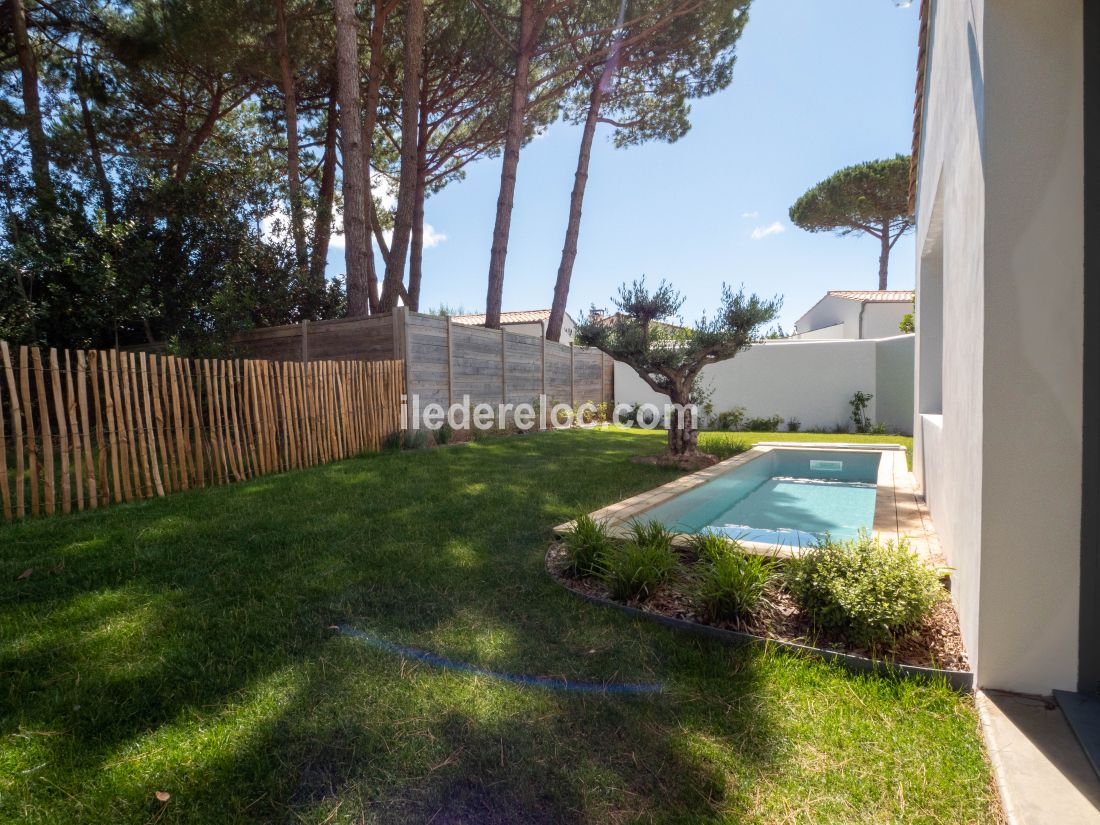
[0,430,786,821]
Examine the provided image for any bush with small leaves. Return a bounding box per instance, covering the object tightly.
[698,551,776,621]
[744,414,784,432]
[786,531,946,647]
[715,406,747,431]
[562,515,613,578]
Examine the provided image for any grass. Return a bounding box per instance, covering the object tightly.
[0,428,992,823]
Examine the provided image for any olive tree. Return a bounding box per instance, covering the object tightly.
[576,278,781,457]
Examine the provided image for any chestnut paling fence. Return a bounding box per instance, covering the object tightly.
[0,340,404,521]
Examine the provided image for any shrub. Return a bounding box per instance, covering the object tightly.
[602,520,679,601]
[715,406,747,431]
[744,414,784,432]
[849,390,873,433]
[786,531,946,647]
[382,430,403,451]
[698,552,777,621]
[435,421,454,445]
[562,515,613,578]
[786,417,802,433]
[403,429,428,450]
[688,531,744,563]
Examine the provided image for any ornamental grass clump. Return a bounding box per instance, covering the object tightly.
[601,520,678,602]
[688,531,744,564]
[697,551,777,622]
[786,531,946,647]
[561,515,613,578]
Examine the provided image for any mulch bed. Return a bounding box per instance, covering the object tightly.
[630,453,719,470]
[546,542,969,672]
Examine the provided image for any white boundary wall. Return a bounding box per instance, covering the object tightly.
[614,334,914,434]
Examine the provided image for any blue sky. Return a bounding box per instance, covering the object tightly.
[328,0,919,332]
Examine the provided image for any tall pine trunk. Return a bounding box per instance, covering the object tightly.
[75,45,115,224]
[379,0,424,310]
[358,0,390,314]
[547,81,603,342]
[334,0,373,317]
[878,220,890,290]
[11,0,51,208]
[276,0,309,275]
[309,86,339,301]
[485,0,542,329]
[407,79,431,312]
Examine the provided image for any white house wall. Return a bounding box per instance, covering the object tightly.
[913,0,1083,693]
[861,303,911,339]
[615,335,914,435]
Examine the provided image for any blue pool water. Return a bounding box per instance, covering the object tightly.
[644,449,881,548]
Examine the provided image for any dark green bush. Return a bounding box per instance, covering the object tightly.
[562,515,613,578]
[786,417,802,432]
[382,430,403,451]
[698,552,776,621]
[602,521,678,601]
[403,429,428,450]
[744,414,784,432]
[715,406,747,431]
[435,422,454,445]
[786,531,946,647]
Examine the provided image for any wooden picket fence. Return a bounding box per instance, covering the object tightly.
[0,340,404,521]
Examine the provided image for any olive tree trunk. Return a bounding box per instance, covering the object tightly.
[666,387,699,456]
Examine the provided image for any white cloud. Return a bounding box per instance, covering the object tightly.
[740,211,759,219]
[750,221,785,240]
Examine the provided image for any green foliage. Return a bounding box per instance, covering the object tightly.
[697,551,777,621]
[744,414,784,432]
[715,406,747,431]
[382,431,403,451]
[789,155,914,238]
[575,279,780,456]
[786,417,802,433]
[899,313,915,334]
[849,391,874,434]
[435,421,454,445]
[561,515,613,578]
[786,532,946,647]
[687,531,743,563]
[601,538,679,603]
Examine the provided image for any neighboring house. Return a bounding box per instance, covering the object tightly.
[791,291,914,340]
[450,310,576,344]
[911,0,1096,700]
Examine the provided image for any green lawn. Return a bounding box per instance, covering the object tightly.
[1,429,991,823]
[698,429,914,467]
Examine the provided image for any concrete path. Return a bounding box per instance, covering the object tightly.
[978,690,1100,824]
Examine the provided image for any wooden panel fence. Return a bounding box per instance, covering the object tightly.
[0,340,404,522]
[229,309,615,414]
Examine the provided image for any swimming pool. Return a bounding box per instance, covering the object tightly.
[642,448,883,548]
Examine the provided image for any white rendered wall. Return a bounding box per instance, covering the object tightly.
[861,303,911,340]
[614,335,914,435]
[913,0,1083,692]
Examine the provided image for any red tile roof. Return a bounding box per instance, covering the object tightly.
[827,290,915,303]
[451,309,552,325]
